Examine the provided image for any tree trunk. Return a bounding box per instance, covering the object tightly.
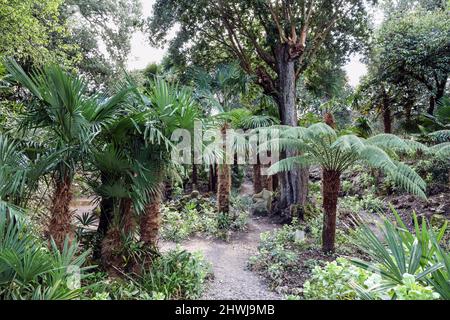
[120,198,134,235]
[48,173,74,250]
[322,169,341,253]
[209,164,217,192]
[93,196,114,260]
[275,44,308,210]
[140,191,162,247]
[428,95,436,115]
[253,156,263,194]
[382,101,392,134]
[217,123,231,214]
[192,164,198,190]
[217,164,231,214]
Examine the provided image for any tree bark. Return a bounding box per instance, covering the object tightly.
[217,123,231,214]
[382,101,392,134]
[120,198,134,235]
[322,168,341,253]
[428,95,436,116]
[93,196,114,260]
[140,191,162,247]
[209,164,217,192]
[48,173,74,250]
[192,164,198,190]
[275,44,308,210]
[253,156,263,194]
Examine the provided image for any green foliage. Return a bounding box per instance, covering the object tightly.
[340,194,384,214]
[267,123,430,199]
[0,209,91,300]
[249,222,306,285]
[161,197,249,242]
[138,249,211,300]
[349,207,449,299]
[303,258,440,300]
[61,0,143,87]
[0,0,76,66]
[84,249,211,300]
[303,258,372,300]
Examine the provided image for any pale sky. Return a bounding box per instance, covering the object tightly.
[127,0,382,87]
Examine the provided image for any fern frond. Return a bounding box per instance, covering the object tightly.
[268,156,316,175]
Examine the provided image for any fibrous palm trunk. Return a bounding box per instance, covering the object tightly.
[217,123,231,214]
[217,164,231,214]
[48,173,74,250]
[93,196,113,260]
[101,197,136,275]
[120,198,134,235]
[322,169,341,253]
[140,191,162,247]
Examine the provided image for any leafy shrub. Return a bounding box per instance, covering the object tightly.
[303,258,371,300]
[249,222,305,284]
[161,197,249,242]
[139,249,211,299]
[349,207,449,299]
[303,258,440,300]
[83,249,211,300]
[0,210,91,300]
[339,194,384,214]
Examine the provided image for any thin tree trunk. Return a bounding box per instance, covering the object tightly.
[140,191,162,247]
[271,174,278,192]
[253,156,263,194]
[192,164,198,190]
[48,173,74,250]
[428,96,436,115]
[217,123,231,214]
[322,169,341,253]
[382,102,392,134]
[217,164,231,214]
[209,164,217,192]
[275,44,308,210]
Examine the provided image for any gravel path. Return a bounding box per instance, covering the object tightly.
[161,181,281,300]
[161,216,281,300]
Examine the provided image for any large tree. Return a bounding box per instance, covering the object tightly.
[375,4,450,115]
[61,0,143,87]
[0,0,76,67]
[147,0,375,210]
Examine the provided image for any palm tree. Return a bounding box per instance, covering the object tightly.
[124,79,201,248]
[266,123,448,253]
[3,58,131,249]
[193,64,251,214]
[225,108,278,194]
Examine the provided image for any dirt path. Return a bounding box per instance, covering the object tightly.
[161,181,281,300]
[161,216,281,300]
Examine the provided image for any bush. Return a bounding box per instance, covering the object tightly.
[249,222,305,284]
[303,258,440,300]
[139,249,212,299]
[303,258,371,300]
[349,207,449,299]
[0,210,91,300]
[83,249,212,300]
[161,196,249,242]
